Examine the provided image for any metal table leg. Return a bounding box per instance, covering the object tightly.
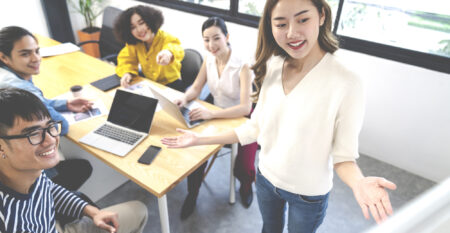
[229,143,238,204]
[158,195,170,233]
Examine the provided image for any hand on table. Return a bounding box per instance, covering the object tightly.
[121,73,133,88]
[352,176,397,224]
[67,98,93,112]
[189,107,213,121]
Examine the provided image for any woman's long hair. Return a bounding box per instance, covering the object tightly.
[251,0,339,102]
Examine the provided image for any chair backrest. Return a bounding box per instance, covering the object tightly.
[98,6,124,62]
[180,49,203,90]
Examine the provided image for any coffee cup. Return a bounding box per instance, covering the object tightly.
[70,85,83,97]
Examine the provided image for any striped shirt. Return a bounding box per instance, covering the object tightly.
[0,173,88,233]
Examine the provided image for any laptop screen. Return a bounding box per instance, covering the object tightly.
[107,89,158,133]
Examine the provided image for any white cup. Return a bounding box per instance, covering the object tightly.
[70,85,83,97]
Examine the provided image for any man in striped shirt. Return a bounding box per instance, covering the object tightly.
[0,88,148,233]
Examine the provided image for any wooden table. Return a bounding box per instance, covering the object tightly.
[34,35,246,233]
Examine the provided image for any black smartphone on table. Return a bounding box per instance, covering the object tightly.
[138,145,161,165]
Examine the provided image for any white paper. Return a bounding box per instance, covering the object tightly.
[60,101,108,125]
[40,43,80,57]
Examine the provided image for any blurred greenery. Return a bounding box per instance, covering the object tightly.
[339,3,367,30]
[244,2,261,16]
[408,12,450,33]
[433,39,450,57]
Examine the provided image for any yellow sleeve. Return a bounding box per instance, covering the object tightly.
[116,44,139,77]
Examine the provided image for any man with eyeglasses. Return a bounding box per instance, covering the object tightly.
[0,26,93,196]
[0,87,148,233]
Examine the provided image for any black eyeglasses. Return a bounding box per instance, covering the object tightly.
[0,121,62,145]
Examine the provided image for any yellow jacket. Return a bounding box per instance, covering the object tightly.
[116,30,184,85]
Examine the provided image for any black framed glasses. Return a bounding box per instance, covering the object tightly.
[0,121,62,145]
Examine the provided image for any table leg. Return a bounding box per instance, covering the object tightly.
[229,143,238,204]
[158,195,170,233]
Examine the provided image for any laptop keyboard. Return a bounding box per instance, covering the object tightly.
[94,124,143,145]
[180,106,203,125]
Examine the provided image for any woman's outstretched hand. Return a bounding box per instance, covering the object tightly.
[353,177,397,224]
[161,128,199,148]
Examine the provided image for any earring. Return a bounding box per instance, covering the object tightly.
[1,153,5,159]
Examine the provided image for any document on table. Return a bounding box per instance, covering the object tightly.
[40,43,80,57]
[60,101,108,125]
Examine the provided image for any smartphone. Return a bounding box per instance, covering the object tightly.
[138,145,161,165]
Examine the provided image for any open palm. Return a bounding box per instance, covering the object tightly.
[161,128,198,148]
[353,176,397,224]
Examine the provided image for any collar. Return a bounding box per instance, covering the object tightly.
[216,48,241,68]
[1,65,29,81]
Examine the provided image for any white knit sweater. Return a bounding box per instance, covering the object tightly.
[235,53,365,195]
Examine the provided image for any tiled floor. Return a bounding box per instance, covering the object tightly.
[96,149,435,233]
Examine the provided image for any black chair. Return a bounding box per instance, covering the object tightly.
[180,48,212,101]
[180,48,203,90]
[78,6,124,64]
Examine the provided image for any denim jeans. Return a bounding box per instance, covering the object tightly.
[256,169,329,233]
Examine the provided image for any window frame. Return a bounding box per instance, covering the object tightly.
[139,0,450,74]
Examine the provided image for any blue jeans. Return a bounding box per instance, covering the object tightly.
[256,169,329,233]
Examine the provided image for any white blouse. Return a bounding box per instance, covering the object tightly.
[205,49,252,108]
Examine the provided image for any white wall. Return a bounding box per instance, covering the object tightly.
[2,0,449,182]
[337,50,450,182]
[0,0,49,36]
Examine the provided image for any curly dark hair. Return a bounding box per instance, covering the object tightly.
[114,5,164,45]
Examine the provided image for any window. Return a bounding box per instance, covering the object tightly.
[338,0,450,58]
[175,0,229,10]
[140,0,450,73]
[326,0,339,24]
[238,0,264,17]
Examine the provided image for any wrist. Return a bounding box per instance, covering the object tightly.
[210,110,217,119]
[83,205,100,219]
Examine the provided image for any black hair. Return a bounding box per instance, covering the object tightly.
[0,88,50,136]
[201,16,228,36]
[0,26,36,66]
[114,5,164,45]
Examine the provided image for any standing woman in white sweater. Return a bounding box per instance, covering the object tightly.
[162,0,397,232]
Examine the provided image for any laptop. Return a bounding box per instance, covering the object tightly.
[79,89,158,156]
[149,87,203,128]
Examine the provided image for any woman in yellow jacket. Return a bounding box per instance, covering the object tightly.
[114,5,185,91]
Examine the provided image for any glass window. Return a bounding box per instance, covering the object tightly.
[238,0,264,17]
[175,0,230,10]
[337,0,450,58]
[326,0,339,26]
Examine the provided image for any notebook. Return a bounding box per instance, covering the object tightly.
[79,89,158,156]
[91,74,121,91]
[149,87,203,128]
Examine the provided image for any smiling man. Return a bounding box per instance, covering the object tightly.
[0,88,148,233]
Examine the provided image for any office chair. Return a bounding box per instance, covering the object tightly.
[78,6,124,65]
[180,48,203,89]
[180,48,212,101]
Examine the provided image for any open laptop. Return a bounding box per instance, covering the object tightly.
[79,89,158,156]
[150,87,203,128]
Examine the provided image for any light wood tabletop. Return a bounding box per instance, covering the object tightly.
[34,34,247,197]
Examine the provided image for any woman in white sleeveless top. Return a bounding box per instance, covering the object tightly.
[174,17,258,219]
